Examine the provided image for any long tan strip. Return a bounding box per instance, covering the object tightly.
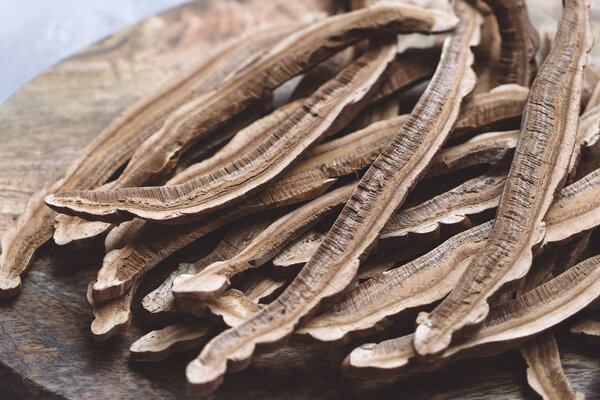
[521,332,584,400]
[130,319,212,362]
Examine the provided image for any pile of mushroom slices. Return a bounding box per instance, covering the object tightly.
[2,0,600,397]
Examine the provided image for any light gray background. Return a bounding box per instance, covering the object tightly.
[0,0,190,104]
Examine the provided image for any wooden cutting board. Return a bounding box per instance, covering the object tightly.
[0,1,598,398]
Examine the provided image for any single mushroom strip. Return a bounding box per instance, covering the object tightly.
[141,215,276,325]
[87,278,141,342]
[46,43,398,224]
[380,172,505,242]
[517,244,583,400]
[428,129,518,177]
[478,0,539,86]
[471,4,501,93]
[172,183,357,301]
[272,230,326,269]
[185,3,481,394]
[544,168,600,245]
[0,21,298,299]
[571,316,600,339]
[299,221,493,344]
[414,0,593,358]
[521,332,583,400]
[451,84,528,137]
[53,98,304,246]
[130,319,212,362]
[45,4,458,223]
[343,254,600,377]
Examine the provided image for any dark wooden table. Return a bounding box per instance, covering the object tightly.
[0,0,598,398]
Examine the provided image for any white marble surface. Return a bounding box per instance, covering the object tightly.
[0,0,190,104]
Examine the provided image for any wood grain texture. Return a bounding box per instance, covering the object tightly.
[0,0,599,398]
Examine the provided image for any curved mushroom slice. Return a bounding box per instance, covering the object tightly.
[107,113,408,253]
[452,84,528,137]
[46,43,398,224]
[471,5,501,93]
[299,221,493,344]
[130,319,212,362]
[55,98,304,247]
[521,332,583,400]
[479,0,539,86]
[571,316,600,340]
[172,183,356,302]
[380,172,505,243]
[544,168,600,245]
[45,5,458,223]
[371,47,440,104]
[0,185,59,298]
[184,3,481,394]
[273,230,326,269]
[0,22,298,299]
[429,129,517,176]
[87,278,142,342]
[343,254,600,377]
[141,215,277,326]
[414,0,593,358]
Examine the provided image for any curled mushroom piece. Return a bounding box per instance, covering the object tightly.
[45,4,458,224]
[543,168,600,245]
[521,332,584,400]
[130,319,212,362]
[571,316,600,342]
[343,254,600,377]
[479,0,539,86]
[172,182,357,302]
[414,0,593,358]
[87,279,141,342]
[0,21,299,299]
[184,2,481,394]
[380,172,505,243]
[451,84,528,137]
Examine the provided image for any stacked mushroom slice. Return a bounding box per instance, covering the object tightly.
[2,0,599,396]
